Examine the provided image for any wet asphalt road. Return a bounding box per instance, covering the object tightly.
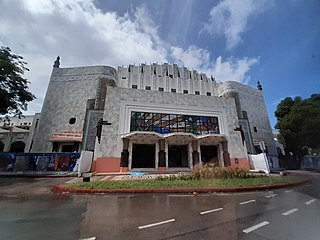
[0,171,319,240]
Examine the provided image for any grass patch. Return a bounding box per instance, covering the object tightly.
[67,176,305,190]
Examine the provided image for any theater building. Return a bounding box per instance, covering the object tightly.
[31,60,277,173]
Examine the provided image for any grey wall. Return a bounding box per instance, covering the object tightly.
[95,86,247,159]
[218,81,277,155]
[32,66,117,152]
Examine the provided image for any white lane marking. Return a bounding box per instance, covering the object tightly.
[243,221,270,233]
[239,199,256,205]
[80,237,96,240]
[265,194,278,198]
[282,208,298,216]
[284,189,293,193]
[138,219,175,229]
[200,207,223,215]
[305,199,316,205]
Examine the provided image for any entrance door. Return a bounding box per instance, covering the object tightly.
[132,144,155,168]
[168,145,189,168]
[201,145,218,166]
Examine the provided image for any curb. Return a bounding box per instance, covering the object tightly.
[53,179,311,194]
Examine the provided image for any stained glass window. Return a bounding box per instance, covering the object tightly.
[130,111,220,135]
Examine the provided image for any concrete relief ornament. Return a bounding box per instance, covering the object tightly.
[17,134,25,139]
[0,134,3,139]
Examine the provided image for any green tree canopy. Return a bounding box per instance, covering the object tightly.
[0,46,36,115]
[275,94,320,160]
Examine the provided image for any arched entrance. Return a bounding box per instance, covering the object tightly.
[10,141,25,152]
[0,141,4,152]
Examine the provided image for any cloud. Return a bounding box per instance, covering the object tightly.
[212,56,259,84]
[171,45,210,71]
[202,0,273,50]
[0,0,168,114]
[171,46,259,83]
[0,0,260,114]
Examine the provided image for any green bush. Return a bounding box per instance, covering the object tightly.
[156,164,251,181]
[193,163,251,179]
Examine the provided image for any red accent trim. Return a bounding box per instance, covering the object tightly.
[95,157,121,172]
[230,158,250,169]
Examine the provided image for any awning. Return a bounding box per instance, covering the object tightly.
[50,131,83,142]
[121,131,227,142]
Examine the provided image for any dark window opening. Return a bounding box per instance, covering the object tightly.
[253,127,257,132]
[168,145,189,167]
[171,88,176,93]
[201,145,218,165]
[206,92,211,96]
[242,111,248,119]
[159,87,164,91]
[195,91,200,95]
[132,85,138,89]
[132,144,155,168]
[69,117,76,124]
[10,141,25,152]
[61,145,74,152]
[122,77,126,79]
[146,86,151,90]
[183,90,188,94]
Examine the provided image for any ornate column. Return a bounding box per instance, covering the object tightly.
[158,139,166,172]
[222,141,231,167]
[120,138,129,172]
[192,140,199,166]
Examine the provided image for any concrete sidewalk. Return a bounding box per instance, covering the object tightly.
[0,171,77,177]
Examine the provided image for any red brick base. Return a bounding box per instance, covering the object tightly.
[230,158,250,170]
[158,167,167,173]
[95,157,121,173]
[120,167,129,173]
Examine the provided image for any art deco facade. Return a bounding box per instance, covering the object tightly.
[31,61,276,173]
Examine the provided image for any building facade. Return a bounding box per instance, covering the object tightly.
[0,115,37,153]
[31,61,277,173]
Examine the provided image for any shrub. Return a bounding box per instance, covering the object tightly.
[193,164,250,179]
[156,165,251,181]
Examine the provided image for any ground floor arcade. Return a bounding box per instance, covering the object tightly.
[118,132,231,172]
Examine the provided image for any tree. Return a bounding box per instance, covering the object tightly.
[0,46,35,115]
[275,94,320,168]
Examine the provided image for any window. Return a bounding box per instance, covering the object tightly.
[132,85,137,89]
[130,111,220,135]
[145,86,151,90]
[158,87,164,91]
[195,91,200,95]
[171,88,176,93]
[206,92,211,96]
[122,77,126,79]
[253,127,257,132]
[69,117,76,124]
[242,111,248,119]
[183,90,188,94]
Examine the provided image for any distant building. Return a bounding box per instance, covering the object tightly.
[29,62,277,173]
[0,115,39,152]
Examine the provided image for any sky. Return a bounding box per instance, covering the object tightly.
[0,0,319,128]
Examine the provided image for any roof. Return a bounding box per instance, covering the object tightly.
[50,131,83,142]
